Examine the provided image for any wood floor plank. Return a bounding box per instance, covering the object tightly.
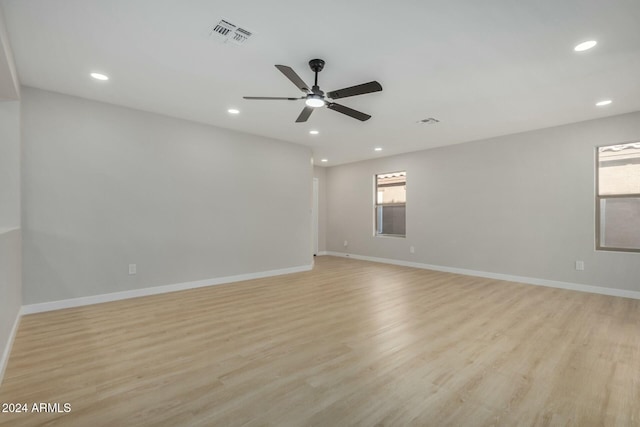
[1,256,639,426]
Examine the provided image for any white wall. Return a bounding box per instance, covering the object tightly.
[313,166,327,253]
[326,111,640,292]
[0,99,21,383]
[21,87,312,304]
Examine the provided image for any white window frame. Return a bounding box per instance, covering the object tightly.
[374,171,406,238]
[595,142,640,253]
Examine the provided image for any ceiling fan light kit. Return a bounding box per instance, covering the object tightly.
[244,59,382,122]
[305,95,325,108]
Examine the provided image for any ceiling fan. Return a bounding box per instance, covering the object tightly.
[243,59,382,123]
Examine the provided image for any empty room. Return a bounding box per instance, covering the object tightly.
[1,0,639,425]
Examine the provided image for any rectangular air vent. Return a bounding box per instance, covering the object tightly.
[232,27,252,45]
[211,19,235,38]
[210,19,253,45]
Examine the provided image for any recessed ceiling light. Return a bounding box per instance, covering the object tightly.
[227,108,240,114]
[90,72,109,81]
[574,40,597,52]
[595,100,612,106]
[309,130,319,135]
[374,147,382,151]
[321,158,328,163]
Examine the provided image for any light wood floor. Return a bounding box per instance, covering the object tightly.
[1,256,639,426]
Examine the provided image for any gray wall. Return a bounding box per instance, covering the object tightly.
[0,229,21,350]
[326,111,640,292]
[0,5,19,101]
[0,100,19,226]
[0,100,21,380]
[21,87,312,304]
[313,166,327,253]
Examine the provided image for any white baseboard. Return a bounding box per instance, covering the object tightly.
[21,264,313,315]
[0,310,21,386]
[326,251,640,300]
[316,251,328,256]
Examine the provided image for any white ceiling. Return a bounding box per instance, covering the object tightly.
[2,0,640,165]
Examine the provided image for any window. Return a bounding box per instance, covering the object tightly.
[596,142,640,252]
[375,171,406,237]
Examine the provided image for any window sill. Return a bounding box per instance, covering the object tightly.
[596,246,640,254]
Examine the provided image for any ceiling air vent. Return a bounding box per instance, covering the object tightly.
[231,27,252,45]
[210,19,253,45]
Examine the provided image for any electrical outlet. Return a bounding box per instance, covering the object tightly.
[129,264,137,275]
[575,260,584,271]
[410,246,415,253]
[344,240,348,247]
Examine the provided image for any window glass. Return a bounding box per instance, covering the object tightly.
[375,171,406,237]
[598,143,640,195]
[599,198,640,249]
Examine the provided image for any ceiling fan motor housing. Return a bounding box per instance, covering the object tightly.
[309,59,325,73]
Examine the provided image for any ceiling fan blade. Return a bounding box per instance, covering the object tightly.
[295,106,314,123]
[243,96,302,100]
[275,65,310,93]
[327,103,371,121]
[327,81,383,100]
